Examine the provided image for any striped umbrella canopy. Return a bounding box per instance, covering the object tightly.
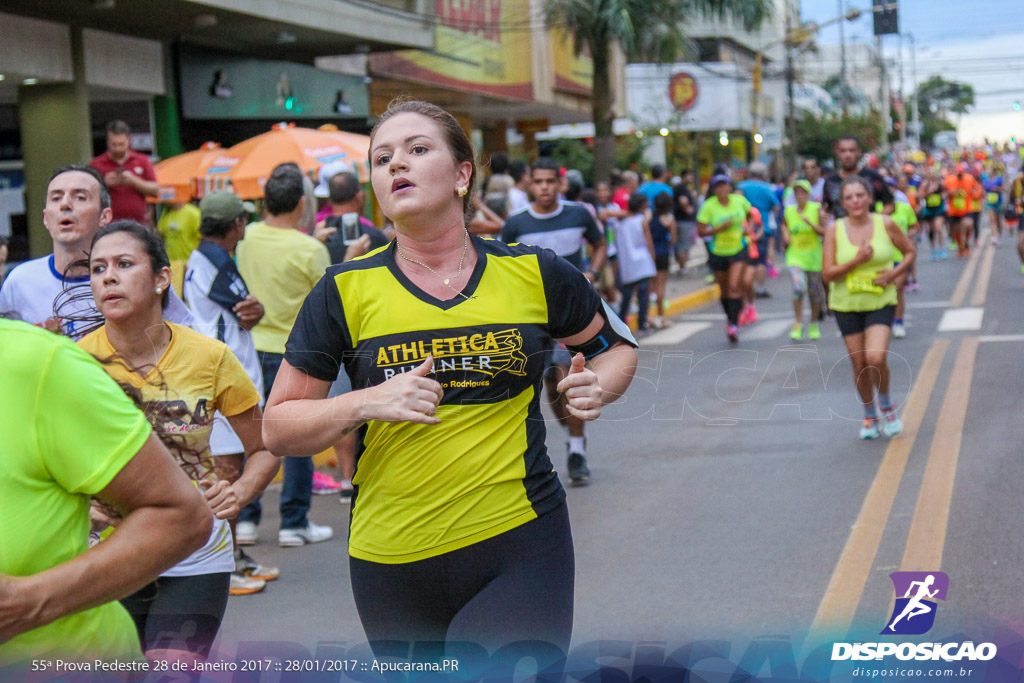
[195,123,370,199]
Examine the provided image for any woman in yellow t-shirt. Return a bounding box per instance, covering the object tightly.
[79,220,280,667]
[822,177,916,441]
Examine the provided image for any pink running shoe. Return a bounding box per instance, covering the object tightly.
[727,324,739,343]
[312,471,344,495]
[738,307,751,326]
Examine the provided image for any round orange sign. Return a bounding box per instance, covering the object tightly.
[668,72,699,111]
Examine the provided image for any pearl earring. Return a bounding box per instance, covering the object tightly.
[155,287,163,294]
[457,186,468,197]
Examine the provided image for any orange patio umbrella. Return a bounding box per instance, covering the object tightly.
[152,142,223,203]
[195,123,370,200]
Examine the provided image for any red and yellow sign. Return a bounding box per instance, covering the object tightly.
[551,28,593,95]
[369,0,534,102]
[669,72,699,111]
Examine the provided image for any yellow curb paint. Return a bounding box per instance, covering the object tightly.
[900,336,979,572]
[626,284,721,330]
[808,338,949,642]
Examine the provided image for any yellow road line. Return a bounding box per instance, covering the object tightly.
[949,234,989,307]
[900,337,980,571]
[969,242,997,307]
[809,338,949,640]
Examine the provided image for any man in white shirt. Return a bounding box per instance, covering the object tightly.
[0,164,191,338]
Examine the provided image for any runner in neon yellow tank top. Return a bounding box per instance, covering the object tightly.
[822,176,916,440]
[782,180,825,339]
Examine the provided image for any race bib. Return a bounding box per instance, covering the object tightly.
[952,194,967,211]
[926,195,941,208]
[791,231,820,252]
[847,272,884,295]
[987,192,1000,204]
[715,230,742,253]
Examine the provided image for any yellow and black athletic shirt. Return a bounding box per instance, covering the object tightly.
[286,235,613,564]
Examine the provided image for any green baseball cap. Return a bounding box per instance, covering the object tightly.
[199,190,255,221]
[792,179,812,194]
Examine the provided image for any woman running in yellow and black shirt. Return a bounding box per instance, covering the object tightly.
[263,101,638,657]
[822,176,916,440]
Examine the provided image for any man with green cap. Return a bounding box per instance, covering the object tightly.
[781,179,826,339]
[184,190,280,596]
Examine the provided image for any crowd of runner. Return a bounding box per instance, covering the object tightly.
[1,106,1022,666]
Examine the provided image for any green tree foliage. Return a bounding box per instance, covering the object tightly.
[916,75,974,118]
[913,76,972,150]
[543,135,648,185]
[795,111,883,163]
[543,0,770,182]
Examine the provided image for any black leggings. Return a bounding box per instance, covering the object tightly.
[350,504,574,657]
[120,573,230,657]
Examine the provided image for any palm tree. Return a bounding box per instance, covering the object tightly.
[543,0,771,181]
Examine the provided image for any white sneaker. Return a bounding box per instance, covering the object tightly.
[235,521,258,546]
[892,322,906,339]
[229,572,266,596]
[279,521,334,547]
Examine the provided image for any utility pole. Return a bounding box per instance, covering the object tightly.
[876,35,889,153]
[909,32,920,148]
[785,0,798,172]
[898,32,907,146]
[839,0,848,115]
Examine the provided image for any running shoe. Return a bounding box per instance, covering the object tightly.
[754,286,772,298]
[930,248,937,262]
[859,418,881,440]
[279,521,334,547]
[339,479,354,503]
[939,249,948,260]
[229,572,266,596]
[235,548,279,581]
[567,452,590,487]
[790,324,803,340]
[738,307,750,326]
[747,305,758,323]
[726,324,739,343]
[235,521,257,546]
[767,265,779,278]
[1020,264,1024,274]
[312,471,344,495]
[906,280,919,293]
[880,408,903,438]
[807,323,821,340]
[704,273,715,284]
[893,322,907,339]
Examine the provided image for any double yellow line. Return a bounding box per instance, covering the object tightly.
[809,239,995,641]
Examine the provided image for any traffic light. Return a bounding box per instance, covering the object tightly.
[873,0,898,36]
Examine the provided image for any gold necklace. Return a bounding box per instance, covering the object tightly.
[396,230,476,300]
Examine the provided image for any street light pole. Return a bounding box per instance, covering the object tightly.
[839,0,848,115]
[898,32,907,146]
[909,32,920,148]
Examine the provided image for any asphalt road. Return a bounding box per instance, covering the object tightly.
[212,226,1023,679]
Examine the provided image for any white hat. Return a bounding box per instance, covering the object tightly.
[314,160,353,198]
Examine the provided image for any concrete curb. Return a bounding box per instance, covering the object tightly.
[626,283,721,330]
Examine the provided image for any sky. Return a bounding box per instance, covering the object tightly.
[799,0,1024,143]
